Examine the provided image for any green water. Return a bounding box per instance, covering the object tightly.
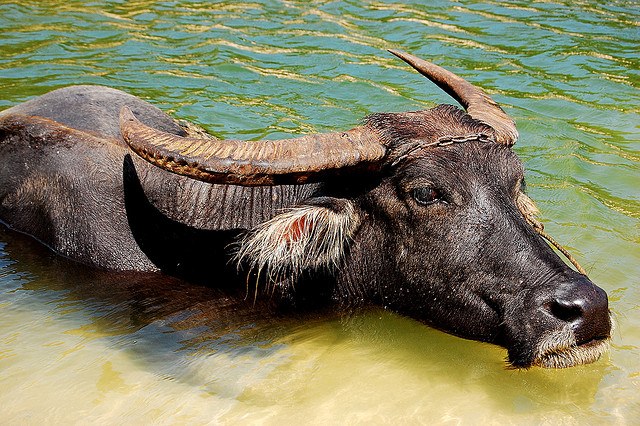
[1,1,638,423]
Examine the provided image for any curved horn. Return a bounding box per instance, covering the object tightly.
[389,49,519,145]
[120,107,385,186]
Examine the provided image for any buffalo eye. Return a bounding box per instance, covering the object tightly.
[412,187,444,206]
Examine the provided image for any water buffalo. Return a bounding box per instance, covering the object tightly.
[0,50,611,368]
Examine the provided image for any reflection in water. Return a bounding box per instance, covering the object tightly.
[0,0,638,423]
[0,226,614,422]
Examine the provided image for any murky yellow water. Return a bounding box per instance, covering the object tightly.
[1,1,638,424]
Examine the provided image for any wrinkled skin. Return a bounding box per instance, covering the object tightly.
[0,86,611,368]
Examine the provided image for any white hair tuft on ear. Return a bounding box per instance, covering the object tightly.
[234,199,360,291]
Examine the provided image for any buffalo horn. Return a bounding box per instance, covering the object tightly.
[120,106,386,186]
[389,49,519,145]
[122,50,519,185]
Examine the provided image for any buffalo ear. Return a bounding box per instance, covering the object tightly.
[234,197,360,289]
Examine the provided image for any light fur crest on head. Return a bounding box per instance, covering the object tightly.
[234,199,360,291]
[516,191,543,231]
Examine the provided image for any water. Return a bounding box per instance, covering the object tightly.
[1,1,638,423]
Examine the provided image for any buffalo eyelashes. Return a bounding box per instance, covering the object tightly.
[412,187,445,206]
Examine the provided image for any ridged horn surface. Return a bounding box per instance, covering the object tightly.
[120,106,386,186]
[389,49,519,145]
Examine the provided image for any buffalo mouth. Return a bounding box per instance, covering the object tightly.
[529,327,611,369]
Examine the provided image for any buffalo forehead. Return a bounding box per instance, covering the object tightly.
[399,142,523,190]
[367,104,494,149]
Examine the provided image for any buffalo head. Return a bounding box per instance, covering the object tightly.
[120,50,611,368]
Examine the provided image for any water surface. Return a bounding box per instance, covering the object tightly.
[1,1,638,423]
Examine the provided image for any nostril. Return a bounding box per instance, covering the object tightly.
[548,299,584,323]
[541,277,611,344]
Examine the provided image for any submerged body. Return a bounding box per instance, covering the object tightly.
[0,52,611,368]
